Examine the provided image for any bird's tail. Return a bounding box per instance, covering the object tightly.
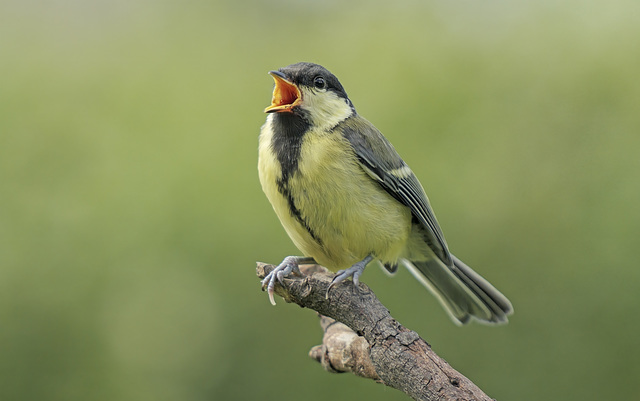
[402,255,513,325]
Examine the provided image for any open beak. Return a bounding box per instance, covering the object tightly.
[264,71,301,113]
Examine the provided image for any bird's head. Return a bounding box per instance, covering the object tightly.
[264,62,355,130]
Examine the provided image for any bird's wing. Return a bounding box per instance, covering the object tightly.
[339,116,452,266]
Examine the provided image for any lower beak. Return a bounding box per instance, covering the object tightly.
[264,71,301,113]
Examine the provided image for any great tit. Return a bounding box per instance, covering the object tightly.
[258,62,513,325]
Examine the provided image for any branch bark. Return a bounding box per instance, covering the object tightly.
[256,262,495,401]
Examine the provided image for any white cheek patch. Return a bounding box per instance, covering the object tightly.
[300,87,353,130]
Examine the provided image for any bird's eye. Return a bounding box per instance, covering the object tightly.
[313,76,326,89]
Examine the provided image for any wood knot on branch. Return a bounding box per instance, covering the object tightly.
[308,315,380,381]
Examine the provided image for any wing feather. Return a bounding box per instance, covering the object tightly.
[338,116,452,265]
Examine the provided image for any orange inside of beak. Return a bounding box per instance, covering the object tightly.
[264,73,301,113]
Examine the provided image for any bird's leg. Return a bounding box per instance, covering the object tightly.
[261,256,316,305]
[327,254,374,297]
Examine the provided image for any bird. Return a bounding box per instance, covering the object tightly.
[258,62,513,325]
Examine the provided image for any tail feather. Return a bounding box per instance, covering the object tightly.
[402,256,513,325]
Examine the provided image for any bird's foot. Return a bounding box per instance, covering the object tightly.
[261,256,314,305]
[326,254,374,298]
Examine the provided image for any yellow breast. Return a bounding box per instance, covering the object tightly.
[258,118,411,270]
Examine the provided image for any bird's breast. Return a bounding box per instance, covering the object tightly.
[259,121,411,270]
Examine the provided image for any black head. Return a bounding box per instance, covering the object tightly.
[277,62,349,101]
[265,62,356,129]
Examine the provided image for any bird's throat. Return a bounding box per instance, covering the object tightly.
[270,113,310,186]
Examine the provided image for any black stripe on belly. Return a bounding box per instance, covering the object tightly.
[278,183,324,246]
[271,112,323,247]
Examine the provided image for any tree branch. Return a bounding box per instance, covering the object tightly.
[256,262,495,401]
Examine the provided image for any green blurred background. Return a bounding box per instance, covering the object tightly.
[1,0,639,400]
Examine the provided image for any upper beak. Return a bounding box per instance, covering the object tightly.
[264,70,301,113]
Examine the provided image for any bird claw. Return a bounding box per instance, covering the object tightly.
[261,256,304,305]
[325,255,374,299]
